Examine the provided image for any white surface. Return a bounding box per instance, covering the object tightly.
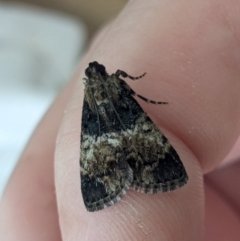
[0,2,86,90]
[0,89,54,195]
[0,3,86,196]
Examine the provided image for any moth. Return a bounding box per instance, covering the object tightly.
[80,61,188,212]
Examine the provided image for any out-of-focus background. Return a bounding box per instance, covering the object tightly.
[0,0,127,196]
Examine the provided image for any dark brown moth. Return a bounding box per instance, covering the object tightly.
[80,61,188,212]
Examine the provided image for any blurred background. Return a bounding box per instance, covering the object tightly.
[0,0,127,196]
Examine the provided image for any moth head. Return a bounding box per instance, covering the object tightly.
[85,61,106,79]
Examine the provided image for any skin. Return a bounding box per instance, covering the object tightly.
[1,0,240,240]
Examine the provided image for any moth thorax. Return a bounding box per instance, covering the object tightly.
[94,88,108,103]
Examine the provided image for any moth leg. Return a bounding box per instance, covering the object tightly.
[119,78,168,105]
[115,69,146,80]
[131,90,168,105]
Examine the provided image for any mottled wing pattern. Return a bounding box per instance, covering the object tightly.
[115,80,188,193]
[80,99,133,212]
[80,61,188,212]
[124,113,188,193]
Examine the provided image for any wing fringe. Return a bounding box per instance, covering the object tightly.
[85,168,133,212]
[131,174,188,194]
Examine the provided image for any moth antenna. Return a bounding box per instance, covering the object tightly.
[115,70,146,80]
[132,91,168,105]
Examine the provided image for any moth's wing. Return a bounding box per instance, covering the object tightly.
[125,113,188,193]
[80,100,133,212]
[115,80,188,193]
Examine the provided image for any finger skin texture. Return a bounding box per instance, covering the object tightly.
[55,0,240,241]
[205,160,240,241]
[0,78,75,240]
[222,136,240,166]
